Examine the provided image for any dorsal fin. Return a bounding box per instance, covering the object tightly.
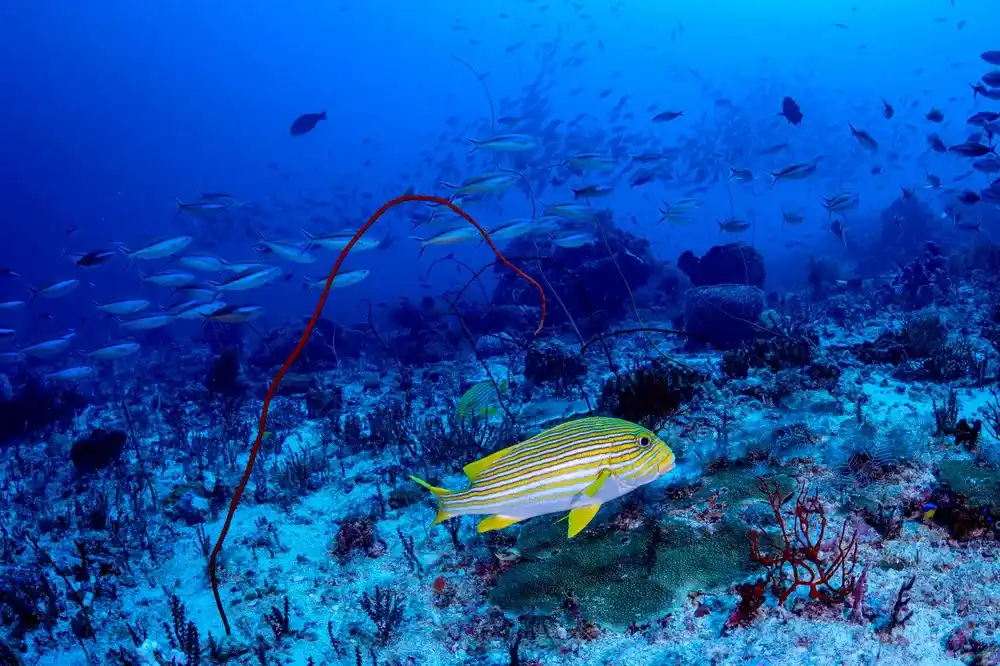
[462,443,518,482]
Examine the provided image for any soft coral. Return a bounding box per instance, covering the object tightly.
[748,478,859,607]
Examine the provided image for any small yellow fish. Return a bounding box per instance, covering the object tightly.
[411,417,675,538]
[456,379,507,421]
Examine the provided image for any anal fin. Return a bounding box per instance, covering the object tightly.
[477,514,521,533]
[567,504,601,538]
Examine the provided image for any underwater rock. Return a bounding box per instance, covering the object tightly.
[0,641,22,665]
[524,339,587,387]
[0,375,87,446]
[597,359,704,431]
[892,241,952,309]
[875,192,938,265]
[490,516,750,626]
[170,490,210,525]
[205,347,245,396]
[683,285,764,349]
[332,517,386,561]
[729,338,816,374]
[70,428,126,473]
[491,213,656,332]
[923,461,999,540]
[274,373,314,397]
[474,332,521,358]
[677,243,765,289]
[305,384,343,419]
[955,418,982,449]
[901,309,947,358]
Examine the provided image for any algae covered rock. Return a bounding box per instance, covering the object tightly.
[683,285,764,350]
[489,514,751,627]
[937,460,1000,514]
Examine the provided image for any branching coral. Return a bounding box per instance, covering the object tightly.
[359,586,406,646]
[747,478,859,607]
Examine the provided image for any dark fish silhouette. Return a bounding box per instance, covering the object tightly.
[652,110,684,122]
[983,51,1000,65]
[290,111,327,136]
[779,97,802,125]
[957,190,980,205]
[849,123,878,152]
[927,133,947,153]
[949,141,993,157]
[881,98,894,119]
[64,250,116,267]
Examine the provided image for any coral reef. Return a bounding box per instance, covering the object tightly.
[677,243,766,289]
[491,213,656,333]
[683,284,765,349]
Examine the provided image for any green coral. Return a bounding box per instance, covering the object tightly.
[490,515,751,627]
[938,460,1000,513]
[691,468,794,508]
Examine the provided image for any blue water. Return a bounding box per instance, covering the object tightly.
[2,1,1000,664]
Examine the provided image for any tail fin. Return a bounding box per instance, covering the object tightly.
[301,229,317,241]
[410,475,454,526]
[408,236,429,258]
[173,197,186,219]
[319,110,327,121]
[765,170,779,189]
[465,138,480,155]
[112,245,133,273]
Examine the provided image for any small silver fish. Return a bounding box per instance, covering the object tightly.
[139,271,196,288]
[88,342,141,360]
[719,218,751,233]
[30,279,80,300]
[45,366,93,382]
[553,232,597,248]
[116,236,194,264]
[301,230,381,252]
[117,314,176,331]
[303,269,369,290]
[255,232,317,264]
[179,255,230,272]
[465,134,539,153]
[208,266,283,291]
[728,166,754,182]
[91,299,150,315]
[204,305,265,324]
[20,337,72,357]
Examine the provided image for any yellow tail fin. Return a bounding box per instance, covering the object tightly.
[410,475,454,526]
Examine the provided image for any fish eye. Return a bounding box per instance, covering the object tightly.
[639,436,651,448]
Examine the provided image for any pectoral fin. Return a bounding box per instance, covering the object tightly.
[567,504,601,537]
[582,468,613,498]
[477,514,522,533]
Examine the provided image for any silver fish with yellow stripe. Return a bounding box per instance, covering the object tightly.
[410,417,675,538]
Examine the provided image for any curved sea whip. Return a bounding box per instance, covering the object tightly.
[207,193,548,634]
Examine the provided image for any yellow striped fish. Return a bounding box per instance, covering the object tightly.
[410,417,675,538]
[455,379,507,421]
